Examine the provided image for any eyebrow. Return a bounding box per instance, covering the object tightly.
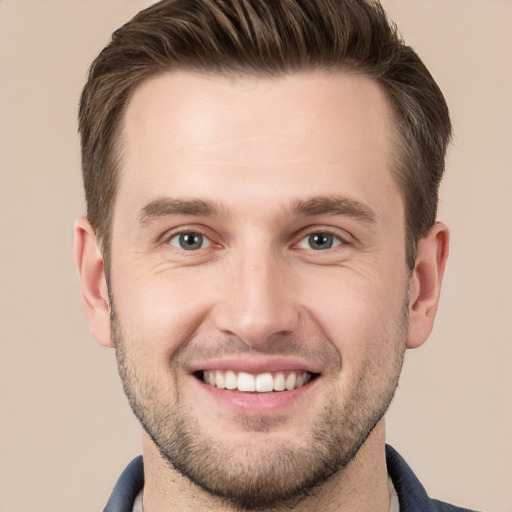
[137,194,376,226]
[290,195,376,223]
[138,198,225,225]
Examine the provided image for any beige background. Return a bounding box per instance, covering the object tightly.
[0,1,510,511]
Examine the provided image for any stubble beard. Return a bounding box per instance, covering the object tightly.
[112,300,408,511]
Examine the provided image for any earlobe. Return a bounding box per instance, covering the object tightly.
[74,217,114,348]
[407,222,449,349]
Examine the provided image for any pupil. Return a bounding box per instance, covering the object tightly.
[309,233,333,250]
[180,233,202,250]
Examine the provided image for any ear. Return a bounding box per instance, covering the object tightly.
[407,221,449,349]
[74,217,114,348]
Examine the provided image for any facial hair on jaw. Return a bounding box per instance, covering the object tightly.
[111,295,409,511]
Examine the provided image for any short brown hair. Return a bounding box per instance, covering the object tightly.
[79,0,451,269]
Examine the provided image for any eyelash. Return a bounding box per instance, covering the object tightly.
[296,230,344,251]
[167,231,212,251]
[163,227,348,253]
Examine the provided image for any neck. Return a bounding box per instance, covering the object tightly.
[141,419,391,512]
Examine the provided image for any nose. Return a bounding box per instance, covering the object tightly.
[212,245,300,348]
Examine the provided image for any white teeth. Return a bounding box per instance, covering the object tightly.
[273,372,286,391]
[224,370,237,390]
[201,370,312,393]
[285,373,297,391]
[255,373,274,392]
[237,372,255,392]
[215,370,225,389]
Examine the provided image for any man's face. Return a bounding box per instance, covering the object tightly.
[109,70,410,508]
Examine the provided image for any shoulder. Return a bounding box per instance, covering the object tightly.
[103,456,144,512]
[385,445,481,512]
[431,499,480,512]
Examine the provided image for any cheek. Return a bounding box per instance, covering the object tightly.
[112,268,216,362]
[299,267,407,367]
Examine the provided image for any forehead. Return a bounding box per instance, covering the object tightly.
[116,70,400,224]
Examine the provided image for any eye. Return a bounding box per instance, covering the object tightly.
[168,232,211,251]
[297,232,342,251]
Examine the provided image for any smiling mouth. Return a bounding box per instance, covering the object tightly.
[196,370,318,393]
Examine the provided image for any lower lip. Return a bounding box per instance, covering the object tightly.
[193,376,316,414]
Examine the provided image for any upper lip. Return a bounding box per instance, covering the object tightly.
[186,357,322,375]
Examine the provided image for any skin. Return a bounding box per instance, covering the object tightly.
[75,70,449,511]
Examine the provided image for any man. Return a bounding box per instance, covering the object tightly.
[74,1,478,511]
